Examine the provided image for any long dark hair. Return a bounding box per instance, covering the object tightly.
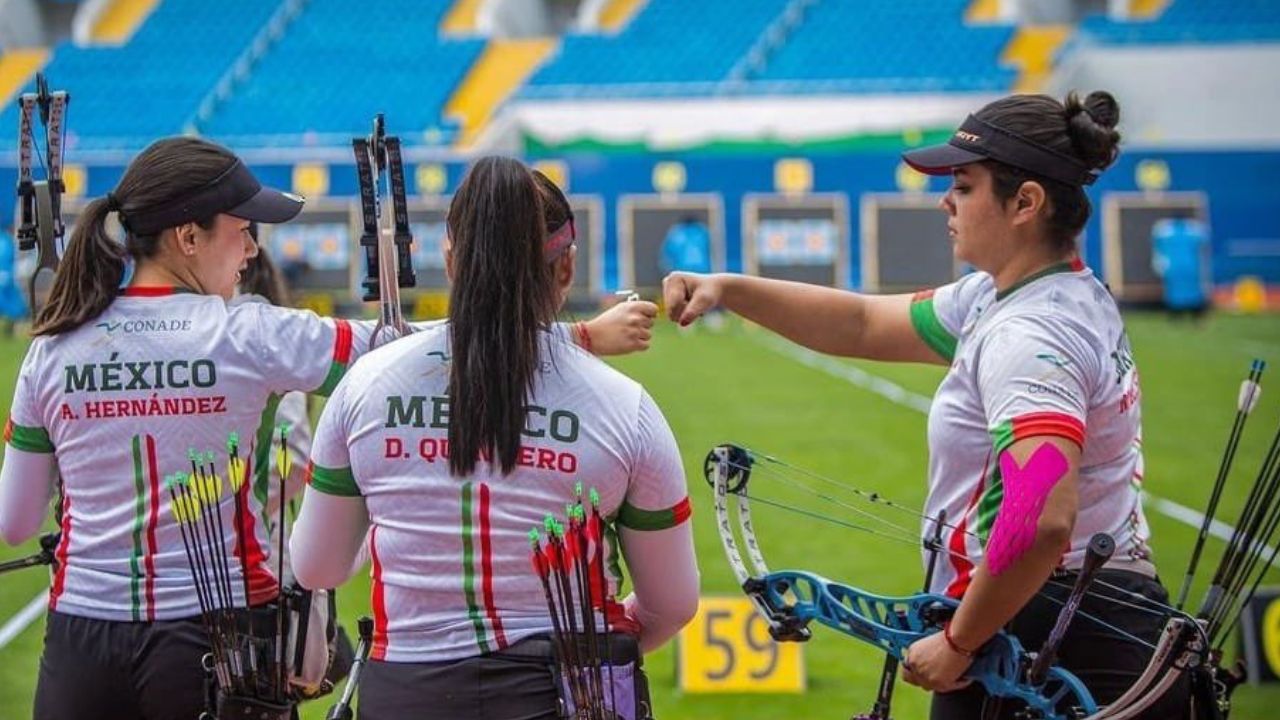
[238,224,291,306]
[977,91,1121,252]
[446,157,557,476]
[532,169,572,235]
[33,137,237,336]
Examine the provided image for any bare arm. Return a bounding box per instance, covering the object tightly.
[903,436,1080,692]
[289,488,370,590]
[619,520,700,653]
[0,447,57,545]
[948,436,1079,647]
[662,272,946,365]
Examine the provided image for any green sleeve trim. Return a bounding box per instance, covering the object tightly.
[309,463,361,497]
[909,297,958,362]
[616,497,691,531]
[314,361,346,398]
[5,419,54,453]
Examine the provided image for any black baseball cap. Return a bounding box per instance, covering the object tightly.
[903,114,1101,186]
[124,159,305,236]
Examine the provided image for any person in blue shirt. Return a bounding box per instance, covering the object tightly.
[0,230,29,336]
[1151,217,1209,319]
[660,215,712,276]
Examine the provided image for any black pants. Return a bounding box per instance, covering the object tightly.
[358,640,561,720]
[358,634,648,720]
[34,610,212,720]
[930,570,1191,719]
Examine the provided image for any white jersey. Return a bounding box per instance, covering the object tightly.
[910,260,1152,598]
[307,323,689,663]
[5,286,373,621]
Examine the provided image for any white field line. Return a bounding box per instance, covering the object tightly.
[752,333,1278,566]
[0,590,47,650]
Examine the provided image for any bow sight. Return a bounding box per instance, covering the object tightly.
[15,73,69,315]
[352,114,415,350]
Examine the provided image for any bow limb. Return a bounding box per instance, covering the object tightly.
[1079,617,1205,720]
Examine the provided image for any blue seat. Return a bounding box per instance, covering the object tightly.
[1079,0,1280,45]
[200,0,483,146]
[0,0,280,150]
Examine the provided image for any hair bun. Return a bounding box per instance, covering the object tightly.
[1064,90,1121,171]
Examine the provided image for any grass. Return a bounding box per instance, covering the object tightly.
[1,310,1279,719]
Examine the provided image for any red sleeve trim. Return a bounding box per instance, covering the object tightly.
[333,319,353,364]
[1011,412,1086,449]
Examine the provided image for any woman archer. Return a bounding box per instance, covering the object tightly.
[664,91,1189,718]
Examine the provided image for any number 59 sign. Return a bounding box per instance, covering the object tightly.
[676,596,805,693]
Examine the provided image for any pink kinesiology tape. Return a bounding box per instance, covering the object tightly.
[986,443,1070,576]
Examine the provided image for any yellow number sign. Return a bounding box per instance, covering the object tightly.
[296,293,334,317]
[676,596,805,693]
[1264,594,1280,677]
[413,292,450,320]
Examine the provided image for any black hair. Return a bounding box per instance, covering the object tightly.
[532,170,572,235]
[446,157,557,476]
[33,137,236,336]
[977,91,1121,252]
[238,225,291,306]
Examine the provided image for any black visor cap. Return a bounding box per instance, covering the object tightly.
[124,160,305,236]
[902,115,1100,186]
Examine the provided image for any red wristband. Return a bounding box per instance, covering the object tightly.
[943,620,978,658]
[576,321,593,354]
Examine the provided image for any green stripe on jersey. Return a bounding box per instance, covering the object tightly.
[252,393,283,511]
[616,499,686,531]
[909,297,958,362]
[315,361,346,398]
[129,435,146,621]
[6,420,54,453]
[460,483,491,653]
[974,421,1018,542]
[309,465,361,497]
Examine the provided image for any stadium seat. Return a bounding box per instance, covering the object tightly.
[0,0,280,150]
[526,0,1015,97]
[1078,0,1280,45]
[200,0,483,146]
[526,0,791,97]
[756,1,1016,93]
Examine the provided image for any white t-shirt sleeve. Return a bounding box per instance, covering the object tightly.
[909,272,991,362]
[306,376,360,498]
[977,316,1094,453]
[616,391,690,531]
[1,343,57,544]
[235,304,380,397]
[291,374,367,588]
[615,390,698,652]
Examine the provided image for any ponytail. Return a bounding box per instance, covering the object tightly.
[446,157,557,476]
[976,91,1123,253]
[31,198,127,336]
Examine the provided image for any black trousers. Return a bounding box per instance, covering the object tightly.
[358,634,648,720]
[358,641,561,720]
[930,570,1191,720]
[34,610,212,720]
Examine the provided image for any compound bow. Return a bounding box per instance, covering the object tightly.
[352,113,416,350]
[704,443,1212,719]
[11,74,69,567]
[15,73,69,317]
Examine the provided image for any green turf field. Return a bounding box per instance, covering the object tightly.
[2,311,1279,719]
